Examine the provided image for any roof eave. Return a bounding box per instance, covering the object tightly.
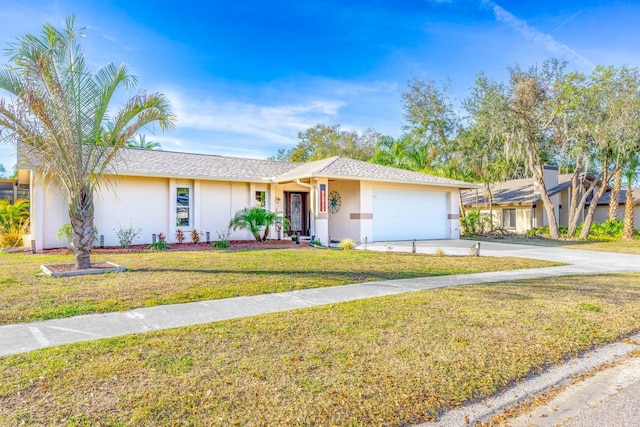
[108,171,274,184]
[276,173,480,189]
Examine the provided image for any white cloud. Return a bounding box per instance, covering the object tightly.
[164,90,346,146]
[483,1,594,69]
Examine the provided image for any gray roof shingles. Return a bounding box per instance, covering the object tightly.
[111,150,477,188]
[112,148,298,182]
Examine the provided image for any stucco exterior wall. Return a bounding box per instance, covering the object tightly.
[197,180,254,242]
[327,180,360,242]
[94,176,170,247]
[594,205,640,228]
[31,172,68,250]
[94,177,258,245]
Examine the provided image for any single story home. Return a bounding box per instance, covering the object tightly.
[461,165,639,233]
[18,148,478,249]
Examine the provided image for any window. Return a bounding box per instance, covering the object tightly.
[255,190,266,208]
[176,187,191,227]
[503,209,516,229]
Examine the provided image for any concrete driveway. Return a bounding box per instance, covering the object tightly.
[361,239,640,274]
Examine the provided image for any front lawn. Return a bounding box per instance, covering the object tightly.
[561,239,640,254]
[0,248,556,324]
[2,274,639,425]
[466,234,640,254]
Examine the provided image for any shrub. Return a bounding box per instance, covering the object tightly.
[212,240,230,249]
[338,238,356,250]
[434,247,445,256]
[590,219,623,239]
[0,222,29,248]
[175,229,185,244]
[229,207,289,242]
[212,229,230,249]
[114,224,142,248]
[460,209,494,236]
[0,199,30,248]
[190,229,201,244]
[309,238,323,246]
[148,232,170,251]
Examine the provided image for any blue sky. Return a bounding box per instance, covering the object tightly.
[1,0,640,173]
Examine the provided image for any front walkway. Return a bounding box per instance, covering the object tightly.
[2,240,640,357]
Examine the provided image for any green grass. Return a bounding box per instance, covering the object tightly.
[0,248,557,324]
[1,274,639,425]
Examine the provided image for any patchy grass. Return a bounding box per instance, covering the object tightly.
[0,248,556,325]
[466,235,640,254]
[561,239,640,254]
[1,274,639,425]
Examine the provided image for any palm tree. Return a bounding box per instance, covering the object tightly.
[126,134,161,150]
[0,16,174,268]
[622,154,639,240]
[229,207,289,242]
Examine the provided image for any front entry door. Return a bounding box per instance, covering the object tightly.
[290,193,303,232]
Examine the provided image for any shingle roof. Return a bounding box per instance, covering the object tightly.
[111,148,298,182]
[461,177,540,207]
[597,188,640,205]
[461,178,571,207]
[276,156,478,188]
[108,150,477,188]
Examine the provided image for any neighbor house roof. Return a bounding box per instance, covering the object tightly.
[461,171,628,208]
[461,177,571,208]
[596,188,640,205]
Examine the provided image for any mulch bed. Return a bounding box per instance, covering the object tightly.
[37,239,304,256]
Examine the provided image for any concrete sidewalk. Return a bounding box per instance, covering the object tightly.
[2,240,640,357]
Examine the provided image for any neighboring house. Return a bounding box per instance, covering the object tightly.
[18,149,478,250]
[592,188,640,226]
[0,178,29,204]
[461,165,640,233]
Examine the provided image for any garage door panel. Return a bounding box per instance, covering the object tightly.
[372,189,447,241]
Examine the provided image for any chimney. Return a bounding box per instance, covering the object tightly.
[542,165,559,190]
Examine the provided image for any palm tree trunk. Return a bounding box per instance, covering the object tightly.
[622,182,635,240]
[69,185,94,269]
[607,168,622,220]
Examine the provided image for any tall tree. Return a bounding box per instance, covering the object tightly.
[460,73,514,224]
[622,155,639,239]
[370,134,415,170]
[578,66,640,238]
[401,77,460,175]
[0,17,174,268]
[287,123,378,162]
[554,70,602,237]
[501,60,565,238]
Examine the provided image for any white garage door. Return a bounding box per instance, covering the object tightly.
[372,189,447,241]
